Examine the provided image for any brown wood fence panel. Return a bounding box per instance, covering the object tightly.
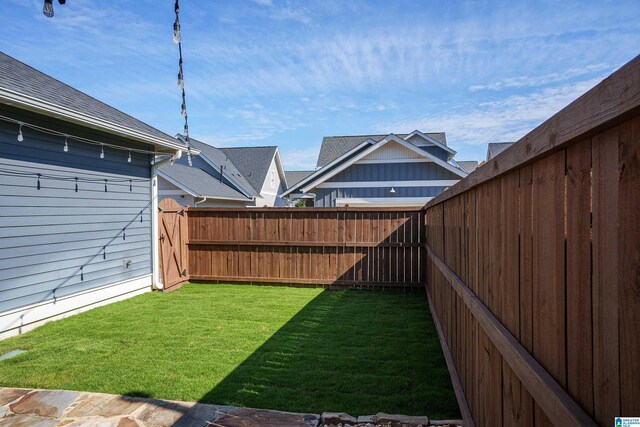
[182,207,424,289]
[424,55,640,427]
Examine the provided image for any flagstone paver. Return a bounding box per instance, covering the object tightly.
[0,388,320,427]
[0,388,449,427]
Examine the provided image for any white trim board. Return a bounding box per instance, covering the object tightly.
[0,275,151,340]
[335,197,433,207]
[317,180,458,189]
[356,158,434,164]
[404,130,456,155]
[300,134,467,193]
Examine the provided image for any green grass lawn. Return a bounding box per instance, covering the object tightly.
[0,284,459,418]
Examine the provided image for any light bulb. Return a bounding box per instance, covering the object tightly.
[173,21,181,43]
[181,103,187,117]
[178,71,184,89]
[183,125,189,137]
[17,124,23,142]
[187,151,192,166]
[43,0,54,17]
[128,151,132,163]
[63,137,69,152]
[100,145,105,159]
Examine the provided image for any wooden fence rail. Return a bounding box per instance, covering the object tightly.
[161,206,425,289]
[423,55,640,426]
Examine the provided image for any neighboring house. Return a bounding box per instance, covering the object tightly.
[158,137,256,207]
[486,142,514,161]
[158,138,288,207]
[283,170,314,206]
[282,131,474,207]
[457,161,479,174]
[219,146,288,207]
[0,52,189,338]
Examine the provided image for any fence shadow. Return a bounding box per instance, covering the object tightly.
[187,289,459,421]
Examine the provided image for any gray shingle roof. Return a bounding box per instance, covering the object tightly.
[187,138,259,197]
[219,146,278,194]
[317,132,447,167]
[158,163,249,200]
[486,142,515,161]
[284,170,314,189]
[0,51,180,148]
[457,161,479,173]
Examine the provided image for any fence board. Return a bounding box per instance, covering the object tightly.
[422,57,640,426]
[183,208,423,289]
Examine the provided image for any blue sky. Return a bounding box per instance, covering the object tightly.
[1,0,638,169]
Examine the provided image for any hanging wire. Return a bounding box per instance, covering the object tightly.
[0,114,163,157]
[174,0,193,167]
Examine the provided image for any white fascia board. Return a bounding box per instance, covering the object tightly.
[335,197,433,206]
[404,130,456,155]
[281,139,376,197]
[316,180,459,189]
[273,148,289,189]
[157,171,200,197]
[356,158,433,164]
[0,88,188,153]
[193,152,254,198]
[301,135,466,193]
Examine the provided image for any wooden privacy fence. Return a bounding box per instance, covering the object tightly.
[423,56,640,426]
[159,204,425,289]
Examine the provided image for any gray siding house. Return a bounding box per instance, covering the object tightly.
[0,52,188,338]
[158,138,288,207]
[282,131,476,207]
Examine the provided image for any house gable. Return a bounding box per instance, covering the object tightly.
[297,134,466,194]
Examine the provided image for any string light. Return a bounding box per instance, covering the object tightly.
[0,114,163,157]
[42,0,54,17]
[42,0,66,18]
[17,123,23,142]
[100,144,105,159]
[63,136,69,152]
[128,150,132,163]
[173,0,194,166]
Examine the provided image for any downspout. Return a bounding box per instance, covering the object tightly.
[150,150,182,290]
[195,197,208,206]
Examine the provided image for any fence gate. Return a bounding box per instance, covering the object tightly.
[158,198,188,292]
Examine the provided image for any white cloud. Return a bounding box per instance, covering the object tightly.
[280,146,320,170]
[468,63,614,92]
[382,77,603,148]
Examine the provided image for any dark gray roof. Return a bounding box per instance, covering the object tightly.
[0,51,180,148]
[187,138,259,197]
[457,161,479,173]
[317,132,447,167]
[219,146,278,194]
[158,163,249,200]
[285,170,314,188]
[486,142,515,161]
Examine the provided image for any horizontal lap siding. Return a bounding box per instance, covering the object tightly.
[314,162,461,206]
[0,114,152,314]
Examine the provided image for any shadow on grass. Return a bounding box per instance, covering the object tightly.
[191,288,459,419]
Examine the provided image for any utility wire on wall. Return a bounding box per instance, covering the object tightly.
[173,0,193,166]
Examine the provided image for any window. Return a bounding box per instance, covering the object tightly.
[270,170,275,188]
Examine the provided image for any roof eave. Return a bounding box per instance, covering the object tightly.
[0,87,188,153]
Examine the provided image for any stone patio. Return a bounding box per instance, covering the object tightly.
[0,388,462,427]
[0,388,319,427]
